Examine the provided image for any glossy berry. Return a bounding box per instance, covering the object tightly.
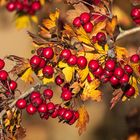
[83,22,93,33]
[74,111,79,119]
[26,104,37,115]
[104,70,113,77]
[43,89,53,100]
[87,74,93,83]
[60,49,71,60]
[88,60,99,72]
[31,97,43,107]
[93,66,104,77]
[61,90,72,101]
[124,65,133,75]
[9,80,17,91]
[39,58,46,68]
[37,47,44,56]
[16,99,27,109]
[31,1,41,11]
[130,54,140,63]
[43,47,54,59]
[100,74,109,83]
[6,2,16,12]
[68,116,77,125]
[77,56,87,69]
[58,108,66,118]
[131,8,140,19]
[96,32,106,43]
[120,74,129,85]
[63,110,73,121]
[30,91,41,101]
[38,103,47,113]
[110,76,119,86]
[47,102,55,113]
[30,55,41,68]
[0,70,8,81]
[92,0,101,5]
[15,1,23,11]
[42,65,54,78]
[61,83,70,91]
[67,55,77,66]
[51,109,59,118]
[134,18,140,24]
[73,17,81,27]
[105,59,115,71]
[0,59,5,70]
[55,75,64,85]
[114,67,124,79]
[124,86,135,97]
[80,12,90,24]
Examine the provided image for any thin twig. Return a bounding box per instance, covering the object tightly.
[116,26,140,41]
[0,83,41,119]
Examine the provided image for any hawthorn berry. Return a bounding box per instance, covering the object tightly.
[73,111,79,119]
[60,49,71,60]
[93,66,104,77]
[124,86,135,97]
[51,109,59,118]
[68,116,77,125]
[55,75,64,85]
[67,55,77,66]
[39,58,46,68]
[131,8,140,19]
[87,74,93,83]
[16,99,27,109]
[96,32,106,43]
[104,70,113,77]
[15,1,23,11]
[73,17,81,27]
[114,67,124,79]
[58,108,67,118]
[37,47,44,56]
[42,65,54,78]
[31,97,43,107]
[43,89,53,100]
[43,47,54,60]
[88,60,99,72]
[83,22,93,33]
[0,59,5,70]
[124,65,133,75]
[80,12,90,24]
[38,103,47,113]
[63,110,73,121]
[6,2,16,12]
[134,18,140,24]
[61,90,72,101]
[30,91,41,101]
[47,102,55,113]
[9,80,17,91]
[0,70,8,81]
[105,59,115,71]
[31,1,41,11]
[26,104,37,115]
[100,74,109,83]
[120,74,129,85]
[30,55,41,68]
[77,56,87,69]
[110,76,119,86]
[130,54,140,63]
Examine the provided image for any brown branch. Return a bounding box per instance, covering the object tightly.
[0,83,41,119]
[116,26,140,41]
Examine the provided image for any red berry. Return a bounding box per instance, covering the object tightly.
[80,12,90,24]
[31,1,41,11]
[92,0,101,5]
[134,18,140,24]
[130,54,140,63]
[0,70,8,81]
[67,55,77,66]
[105,59,115,71]
[104,70,113,77]
[43,47,54,59]
[47,102,55,113]
[124,86,135,97]
[31,97,43,107]
[131,8,140,19]
[42,65,54,78]
[58,108,67,118]
[73,17,81,27]
[6,2,16,12]
[9,80,17,91]
[68,116,77,125]
[88,60,99,72]
[30,55,41,68]
[124,65,133,75]
[92,36,97,43]
[39,58,46,68]
[43,113,49,120]
[16,99,27,109]
[120,74,129,85]
[63,110,73,121]
[0,59,5,70]
[30,91,41,101]
[96,32,106,43]
[100,74,109,83]
[83,22,93,33]
[74,111,79,119]
[51,109,59,118]
[61,83,70,91]
[60,49,71,60]
[93,66,104,77]
[38,103,47,113]
[26,104,37,115]
[43,89,53,100]
[15,1,23,11]
[87,74,93,83]
[4,91,12,98]
[77,56,87,69]
[114,67,124,79]
[55,75,64,85]
[61,90,72,101]
[110,76,119,86]
[23,4,30,13]
[37,47,44,56]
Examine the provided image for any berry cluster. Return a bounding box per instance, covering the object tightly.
[131,7,140,24]
[6,0,41,15]
[0,58,17,98]
[16,89,79,125]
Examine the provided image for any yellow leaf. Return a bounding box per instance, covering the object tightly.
[76,105,89,135]
[116,46,128,60]
[31,15,38,23]
[43,10,60,30]
[15,16,30,29]
[40,0,45,5]
[81,79,102,102]
[58,61,68,68]
[21,68,34,83]
[76,26,92,45]
[43,77,54,84]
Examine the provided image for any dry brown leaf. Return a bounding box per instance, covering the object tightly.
[76,105,89,135]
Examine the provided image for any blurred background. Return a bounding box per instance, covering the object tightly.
[1,0,140,140]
